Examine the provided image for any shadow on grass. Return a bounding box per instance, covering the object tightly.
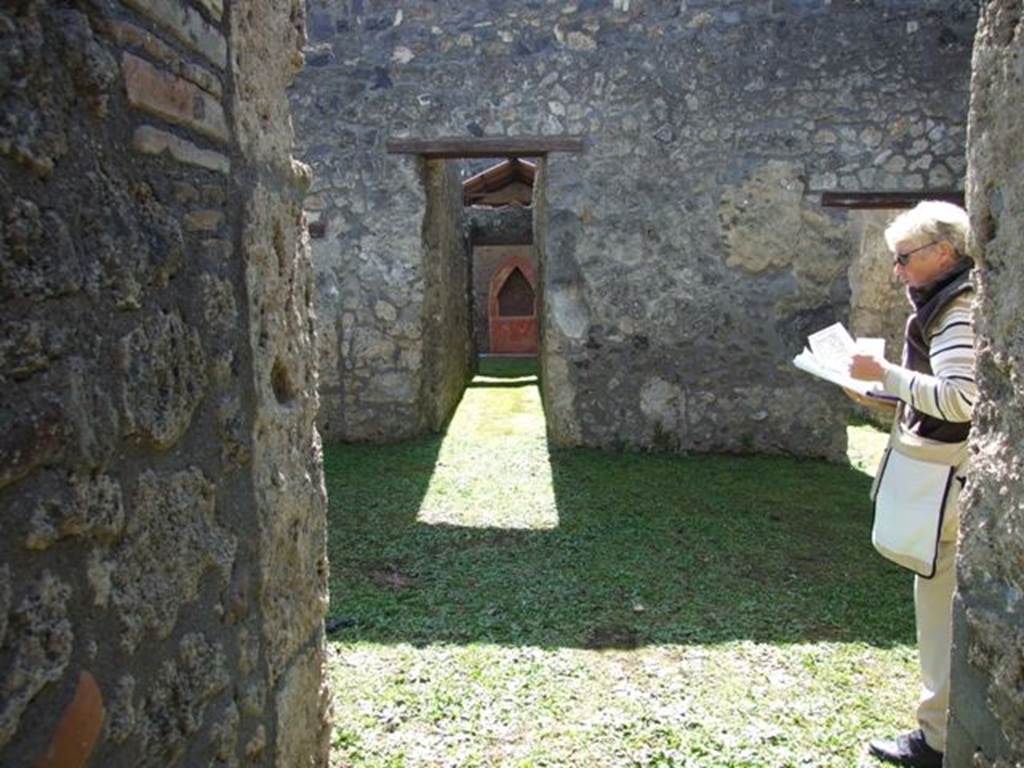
[324,362,914,650]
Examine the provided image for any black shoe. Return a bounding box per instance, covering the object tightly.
[868,729,943,767]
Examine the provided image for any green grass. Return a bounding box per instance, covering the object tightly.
[324,371,911,767]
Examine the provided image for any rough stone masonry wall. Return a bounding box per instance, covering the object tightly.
[293,0,977,457]
[419,159,472,432]
[312,156,470,441]
[947,2,1024,765]
[0,1,328,766]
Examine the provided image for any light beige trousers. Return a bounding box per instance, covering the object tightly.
[913,473,963,752]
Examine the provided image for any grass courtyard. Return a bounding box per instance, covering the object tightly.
[323,359,910,767]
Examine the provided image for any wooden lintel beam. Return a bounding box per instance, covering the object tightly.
[820,190,965,209]
[385,136,585,158]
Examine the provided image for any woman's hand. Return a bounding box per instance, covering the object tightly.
[849,354,886,382]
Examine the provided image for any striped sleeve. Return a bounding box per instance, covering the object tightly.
[881,292,977,422]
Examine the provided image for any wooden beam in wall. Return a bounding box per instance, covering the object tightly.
[820,190,965,209]
[385,136,585,158]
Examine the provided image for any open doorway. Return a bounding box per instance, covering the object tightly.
[460,157,541,363]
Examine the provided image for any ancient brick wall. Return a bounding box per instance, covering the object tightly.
[0,1,328,765]
[293,0,977,456]
[947,2,1024,765]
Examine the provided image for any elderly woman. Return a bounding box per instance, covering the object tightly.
[847,201,976,768]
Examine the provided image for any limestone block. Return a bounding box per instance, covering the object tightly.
[541,354,582,447]
[136,633,230,762]
[184,209,225,232]
[245,725,267,759]
[210,700,240,766]
[0,401,71,491]
[117,311,206,450]
[364,371,417,404]
[350,326,398,366]
[1,198,80,300]
[720,166,804,273]
[240,678,265,717]
[200,274,238,335]
[720,161,827,275]
[230,0,306,168]
[275,640,330,768]
[104,676,136,745]
[25,472,125,551]
[373,300,398,323]
[719,161,849,314]
[0,320,65,381]
[639,377,687,445]
[109,468,236,651]
[0,571,73,749]
[64,361,121,471]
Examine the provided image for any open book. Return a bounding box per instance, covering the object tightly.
[793,323,899,402]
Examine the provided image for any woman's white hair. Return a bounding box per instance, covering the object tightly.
[884,200,970,257]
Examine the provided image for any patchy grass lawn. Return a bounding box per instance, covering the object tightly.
[323,360,910,767]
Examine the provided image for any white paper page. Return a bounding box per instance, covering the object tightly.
[793,349,876,395]
[807,323,856,369]
[854,337,886,358]
[793,349,899,402]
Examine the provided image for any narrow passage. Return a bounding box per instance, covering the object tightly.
[416,357,557,530]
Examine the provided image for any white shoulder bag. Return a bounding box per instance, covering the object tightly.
[870,420,967,578]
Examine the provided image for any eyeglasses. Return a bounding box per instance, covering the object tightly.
[893,240,939,266]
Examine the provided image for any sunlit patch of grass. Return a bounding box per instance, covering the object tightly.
[847,419,890,477]
[324,388,909,767]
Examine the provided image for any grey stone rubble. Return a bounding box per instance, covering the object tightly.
[292,0,977,458]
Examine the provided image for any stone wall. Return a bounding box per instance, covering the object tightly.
[419,159,473,432]
[0,1,328,765]
[293,0,976,457]
[311,155,470,441]
[948,2,1024,765]
[467,204,534,247]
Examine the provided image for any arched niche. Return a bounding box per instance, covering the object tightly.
[488,254,539,355]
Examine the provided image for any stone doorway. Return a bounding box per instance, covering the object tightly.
[462,157,540,359]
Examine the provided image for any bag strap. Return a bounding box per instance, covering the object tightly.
[889,420,968,467]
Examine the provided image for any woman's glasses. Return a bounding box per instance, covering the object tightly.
[894,240,939,266]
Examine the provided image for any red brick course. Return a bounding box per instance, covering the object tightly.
[122,53,229,144]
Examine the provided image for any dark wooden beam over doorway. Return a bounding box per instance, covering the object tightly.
[385,136,585,158]
[820,190,965,209]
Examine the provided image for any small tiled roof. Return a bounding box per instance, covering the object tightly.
[463,158,536,206]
